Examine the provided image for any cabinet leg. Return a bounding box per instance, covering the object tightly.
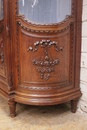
[8,99,16,118]
[71,99,78,113]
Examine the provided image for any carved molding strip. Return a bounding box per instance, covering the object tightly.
[28,40,63,80]
[17,21,71,33]
[16,24,20,84]
[70,23,74,82]
[20,82,71,90]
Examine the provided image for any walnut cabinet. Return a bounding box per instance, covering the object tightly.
[0,0,83,117]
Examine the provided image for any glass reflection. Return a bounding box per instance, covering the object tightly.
[19,0,71,24]
[0,0,3,20]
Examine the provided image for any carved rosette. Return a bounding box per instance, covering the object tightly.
[27,40,63,80]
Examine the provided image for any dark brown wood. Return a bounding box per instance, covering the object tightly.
[0,0,83,117]
[71,99,78,113]
[8,98,16,117]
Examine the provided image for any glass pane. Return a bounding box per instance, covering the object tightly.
[0,0,3,20]
[19,0,71,24]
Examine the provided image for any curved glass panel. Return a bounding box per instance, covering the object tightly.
[0,0,3,20]
[19,0,71,24]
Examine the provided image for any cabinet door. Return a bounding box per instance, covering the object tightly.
[14,0,77,103]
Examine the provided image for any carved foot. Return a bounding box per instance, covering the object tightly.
[71,99,78,113]
[8,99,16,118]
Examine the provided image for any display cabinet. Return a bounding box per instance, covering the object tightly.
[0,0,83,117]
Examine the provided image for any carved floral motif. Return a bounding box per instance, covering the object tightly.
[28,40,63,80]
[27,40,63,52]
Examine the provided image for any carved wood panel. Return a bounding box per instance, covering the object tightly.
[27,40,63,80]
[16,22,75,90]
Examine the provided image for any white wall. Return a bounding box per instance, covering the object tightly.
[78,0,87,113]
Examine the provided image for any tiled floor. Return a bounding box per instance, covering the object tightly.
[0,95,87,130]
